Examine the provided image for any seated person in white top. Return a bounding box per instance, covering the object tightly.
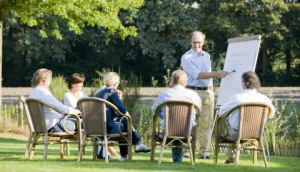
[63,73,88,109]
[63,73,119,158]
[218,71,275,164]
[29,68,81,132]
[152,70,202,163]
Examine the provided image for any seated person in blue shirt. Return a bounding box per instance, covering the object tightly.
[152,70,202,163]
[95,72,150,161]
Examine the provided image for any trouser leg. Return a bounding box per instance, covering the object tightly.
[196,90,214,156]
[172,141,183,163]
[226,126,239,159]
[52,117,78,132]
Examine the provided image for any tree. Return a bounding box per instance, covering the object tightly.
[0,0,144,114]
[281,2,300,85]
[195,0,288,85]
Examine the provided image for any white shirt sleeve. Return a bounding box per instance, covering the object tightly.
[218,96,239,117]
[152,92,165,114]
[31,88,80,114]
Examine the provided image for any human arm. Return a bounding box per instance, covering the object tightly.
[218,96,239,117]
[31,88,80,114]
[109,89,127,114]
[152,92,166,119]
[197,70,228,79]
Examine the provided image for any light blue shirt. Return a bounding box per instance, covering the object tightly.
[181,49,212,87]
[152,85,202,130]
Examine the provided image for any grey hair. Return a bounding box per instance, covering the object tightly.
[103,72,120,86]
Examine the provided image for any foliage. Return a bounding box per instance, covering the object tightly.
[151,77,158,87]
[119,72,142,119]
[2,0,144,39]
[162,68,171,87]
[49,76,68,101]
[2,0,300,86]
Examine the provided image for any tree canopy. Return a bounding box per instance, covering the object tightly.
[2,0,299,87]
[2,0,144,39]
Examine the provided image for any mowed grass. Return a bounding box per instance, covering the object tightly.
[0,135,299,172]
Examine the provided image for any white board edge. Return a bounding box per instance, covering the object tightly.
[228,35,261,43]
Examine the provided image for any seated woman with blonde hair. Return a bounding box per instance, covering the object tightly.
[95,72,150,161]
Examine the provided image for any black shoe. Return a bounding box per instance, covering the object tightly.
[199,155,210,159]
[225,158,234,164]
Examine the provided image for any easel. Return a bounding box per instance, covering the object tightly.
[204,106,220,158]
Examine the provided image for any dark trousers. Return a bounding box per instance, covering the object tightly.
[108,117,141,157]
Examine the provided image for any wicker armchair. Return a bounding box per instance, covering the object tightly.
[77,97,132,162]
[21,97,82,160]
[214,103,273,167]
[151,100,201,165]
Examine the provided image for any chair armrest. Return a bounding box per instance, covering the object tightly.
[62,113,82,135]
[117,113,132,138]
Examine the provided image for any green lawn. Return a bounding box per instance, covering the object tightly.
[0,136,299,172]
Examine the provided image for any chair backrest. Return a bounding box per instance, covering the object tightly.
[155,100,201,138]
[77,97,123,136]
[228,103,271,140]
[20,97,35,133]
[25,98,48,134]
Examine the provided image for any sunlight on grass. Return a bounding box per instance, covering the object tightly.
[0,135,299,172]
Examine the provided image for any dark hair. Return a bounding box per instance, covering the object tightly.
[68,73,85,89]
[242,71,261,90]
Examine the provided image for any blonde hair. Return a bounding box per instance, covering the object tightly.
[171,70,187,86]
[103,72,120,86]
[31,68,52,87]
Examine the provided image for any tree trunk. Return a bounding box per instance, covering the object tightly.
[0,12,3,119]
[285,48,291,84]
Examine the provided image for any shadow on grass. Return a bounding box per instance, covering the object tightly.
[0,136,299,172]
[0,137,27,144]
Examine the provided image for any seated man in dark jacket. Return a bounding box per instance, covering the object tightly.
[95,72,150,161]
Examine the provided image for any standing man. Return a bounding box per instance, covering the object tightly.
[181,31,228,159]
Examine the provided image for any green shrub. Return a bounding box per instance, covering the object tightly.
[49,75,68,101]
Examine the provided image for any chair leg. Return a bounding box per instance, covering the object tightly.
[234,142,241,166]
[128,135,132,161]
[260,140,268,168]
[214,146,219,164]
[104,136,109,163]
[43,135,48,160]
[29,135,39,160]
[188,140,194,166]
[150,138,156,161]
[253,149,257,165]
[60,139,64,159]
[158,137,167,164]
[93,143,97,160]
[65,140,70,156]
[77,135,86,162]
[24,133,32,158]
[192,141,196,163]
